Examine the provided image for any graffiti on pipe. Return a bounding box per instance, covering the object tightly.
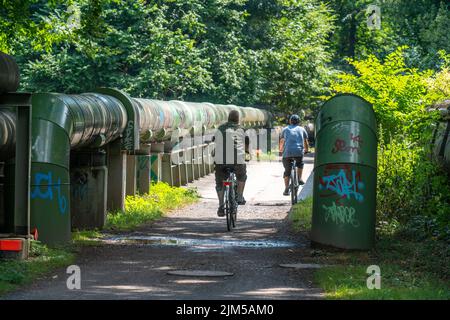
[72,171,88,201]
[123,120,135,150]
[332,133,363,154]
[322,202,360,227]
[31,172,68,214]
[136,156,149,181]
[319,168,364,202]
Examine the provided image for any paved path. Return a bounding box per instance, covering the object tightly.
[4,154,322,300]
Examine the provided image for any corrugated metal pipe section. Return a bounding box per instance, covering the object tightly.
[0,52,20,160]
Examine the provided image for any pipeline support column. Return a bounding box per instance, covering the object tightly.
[107,139,126,211]
[126,154,136,196]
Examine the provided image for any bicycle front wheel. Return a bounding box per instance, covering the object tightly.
[231,184,237,228]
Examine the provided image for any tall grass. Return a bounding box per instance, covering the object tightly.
[105,182,199,230]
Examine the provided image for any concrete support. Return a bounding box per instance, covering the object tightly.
[70,151,108,230]
[192,145,202,179]
[71,166,108,230]
[161,153,173,186]
[204,144,211,175]
[179,150,189,186]
[171,152,181,187]
[136,155,151,194]
[200,144,207,177]
[186,146,195,183]
[107,139,126,212]
[257,128,269,162]
[160,151,182,187]
[150,142,164,183]
[150,153,162,182]
[126,154,137,196]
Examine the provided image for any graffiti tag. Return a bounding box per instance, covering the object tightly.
[322,202,360,227]
[31,172,68,214]
[123,120,135,150]
[332,133,363,154]
[319,169,364,202]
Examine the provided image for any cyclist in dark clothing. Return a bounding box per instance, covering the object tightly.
[213,110,250,216]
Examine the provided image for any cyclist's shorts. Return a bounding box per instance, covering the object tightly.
[282,156,304,177]
[215,164,247,191]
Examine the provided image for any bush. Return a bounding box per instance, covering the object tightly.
[377,135,450,241]
[329,46,450,242]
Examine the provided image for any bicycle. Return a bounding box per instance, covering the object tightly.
[222,167,238,231]
[289,158,299,205]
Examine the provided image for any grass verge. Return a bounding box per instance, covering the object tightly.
[72,229,105,246]
[105,182,199,231]
[0,241,75,296]
[290,198,450,299]
[290,197,313,231]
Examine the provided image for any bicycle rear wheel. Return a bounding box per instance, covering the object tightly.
[290,170,298,204]
[224,186,232,231]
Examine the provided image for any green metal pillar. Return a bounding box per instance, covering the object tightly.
[311,93,378,250]
[30,94,72,245]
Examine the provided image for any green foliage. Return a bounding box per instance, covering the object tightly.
[260,0,335,113]
[377,135,450,241]
[326,0,450,70]
[2,0,335,113]
[326,0,398,63]
[329,46,450,242]
[106,182,199,230]
[329,46,439,138]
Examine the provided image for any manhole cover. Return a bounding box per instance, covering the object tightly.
[279,263,325,269]
[167,270,234,277]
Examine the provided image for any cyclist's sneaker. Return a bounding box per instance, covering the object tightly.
[237,196,246,205]
[299,180,305,185]
[283,188,289,196]
[217,205,225,217]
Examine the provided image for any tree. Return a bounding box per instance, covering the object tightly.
[3,0,336,115]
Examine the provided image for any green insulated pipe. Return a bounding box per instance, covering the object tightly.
[132,98,270,143]
[0,52,19,161]
[30,93,127,244]
[2,83,271,244]
[0,109,16,160]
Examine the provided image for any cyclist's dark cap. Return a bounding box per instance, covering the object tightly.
[290,114,300,124]
[228,110,240,124]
